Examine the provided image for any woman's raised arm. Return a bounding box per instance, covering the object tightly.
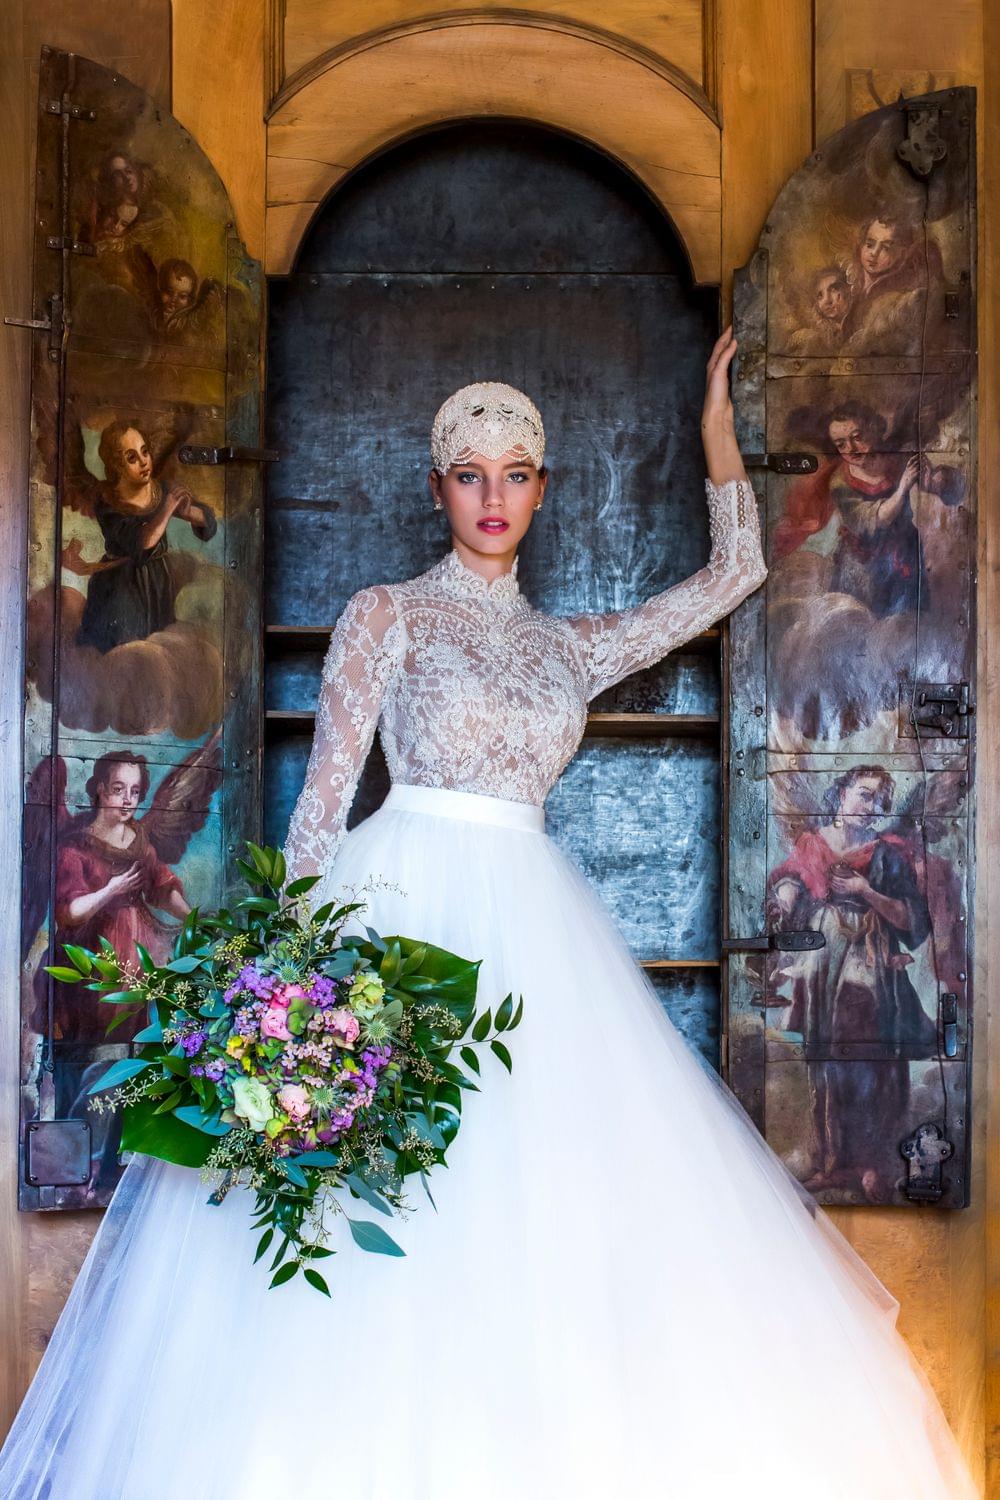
[282,585,403,881]
[559,328,767,701]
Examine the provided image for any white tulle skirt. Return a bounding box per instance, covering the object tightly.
[0,782,978,1498]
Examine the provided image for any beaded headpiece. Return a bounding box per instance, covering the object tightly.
[430,381,545,473]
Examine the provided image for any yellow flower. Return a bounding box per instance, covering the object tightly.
[226,1036,247,1057]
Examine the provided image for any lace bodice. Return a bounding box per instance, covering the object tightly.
[283,478,767,880]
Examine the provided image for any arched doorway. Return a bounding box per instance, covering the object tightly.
[264,120,723,1064]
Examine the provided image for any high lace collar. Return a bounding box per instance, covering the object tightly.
[426,548,523,609]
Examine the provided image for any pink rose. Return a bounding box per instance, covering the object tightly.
[260,1006,292,1041]
[270,983,304,1011]
[277,1083,311,1122]
[328,1007,360,1048]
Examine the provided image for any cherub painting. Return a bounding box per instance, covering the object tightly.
[74,419,217,654]
[27,406,227,739]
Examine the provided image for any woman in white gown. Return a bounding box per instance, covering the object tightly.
[0,336,978,1498]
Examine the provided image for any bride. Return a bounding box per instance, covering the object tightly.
[0,333,977,1498]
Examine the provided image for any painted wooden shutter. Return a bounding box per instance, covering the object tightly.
[726,88,976,1208]
[19,48,264,1209]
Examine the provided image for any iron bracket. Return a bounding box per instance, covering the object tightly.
[896,104,948,180]
[722,930,826,953]
[179,445,280,466]
[743,453,818,475]
[899,680,974,738]
[900,1121,953,1202]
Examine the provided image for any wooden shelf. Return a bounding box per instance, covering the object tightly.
[265,623,721,652]
[265,709,719,737]
[640,958,720,969]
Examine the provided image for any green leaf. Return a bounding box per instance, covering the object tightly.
[45,965,85,983]
[285,875,320,898]
[132,1021,164,1044]
[135,944,156,975]
[343,1172,394,1217]
[347,1218,405,1257]
[509,995,524,1030]
[87,1058,150,1095]
[471,1009,491,1043]
[254,1228,274,1263]
[303,1268,331,1297]
[495,993,513,1031]
[289,1150,339,1168]
[490,1039,513,1073]
[269,1261,300,1288]
[152,1086,186,1114]
[98,990,140,1005]
[121,1101,216,1167]
[459,1046,481,1075]
[62,943,93,976]
[165,954,204,973]
[279,1160,308,1188]
[173,1105,231,1136]
[271,849,287,890]
[237,896,280,914]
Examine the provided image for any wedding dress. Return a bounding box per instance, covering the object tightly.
[0,480,977,1498]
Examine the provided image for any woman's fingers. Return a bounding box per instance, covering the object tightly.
[706,326,738,380]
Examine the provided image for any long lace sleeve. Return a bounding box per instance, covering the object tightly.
[282,585,403,881]
[561,477,767,701]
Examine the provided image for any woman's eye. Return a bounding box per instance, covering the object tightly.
[508,472,528,483]
[457,472,481,483]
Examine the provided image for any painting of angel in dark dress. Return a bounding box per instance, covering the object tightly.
[76,420,217,654]
[766,766,938,1199]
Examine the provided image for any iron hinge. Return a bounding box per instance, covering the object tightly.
[4,293,66,360]
[940,993,959,1059]
[743,453,819,475]
[722,931,826,953]
[179,445,280,466]
[46,235,94,256]
[899,681,974,738]
[900,1121,953,1202]
[42,98,96,120]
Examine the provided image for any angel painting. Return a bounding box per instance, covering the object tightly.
[766,766,939,1197]
[73,418,217,654]
[151,258,224,344]
[24,731,222,1048]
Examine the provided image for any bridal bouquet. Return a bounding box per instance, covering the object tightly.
[46,843,522,1296]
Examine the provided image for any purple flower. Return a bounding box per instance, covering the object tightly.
[180,1030,208,1056]
[204,1060,226,1082]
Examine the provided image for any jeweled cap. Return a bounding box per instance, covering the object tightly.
[430,381,545,473]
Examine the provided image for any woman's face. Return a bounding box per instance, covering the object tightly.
[429,450,546,561]
[814,272,848,322]
[96,762,143,821]
[115,428,152,489]
[859,220,905,279]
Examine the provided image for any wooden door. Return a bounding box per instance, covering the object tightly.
[727,89,977,1208]
[18,49,265,1210]
[264,122,725,1065]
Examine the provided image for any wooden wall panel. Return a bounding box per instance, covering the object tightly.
[282,0,708,92]
[815,0,982,145]
[170,0,267,261]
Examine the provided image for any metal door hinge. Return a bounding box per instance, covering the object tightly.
[743,453,818,475]
[722,931,826,953]
[899,681,974,738]
[5,293,66,360]
[46,236,95,255]
[179,445,279,466]
[42,98,96,120]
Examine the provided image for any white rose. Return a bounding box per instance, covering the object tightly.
[231,1075,275,1133]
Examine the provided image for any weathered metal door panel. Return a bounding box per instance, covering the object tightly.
[728,90,976,1207]
[19,49,264,1209]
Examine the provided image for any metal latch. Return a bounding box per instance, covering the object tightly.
[46,236,94,256]
[743,453,818,475]
[940,992,959,1058]
[722,931,826,953]
[896,105,948,180]
[900,1121,953,1202]
[900,681,974,738]
[179,446,280,466]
